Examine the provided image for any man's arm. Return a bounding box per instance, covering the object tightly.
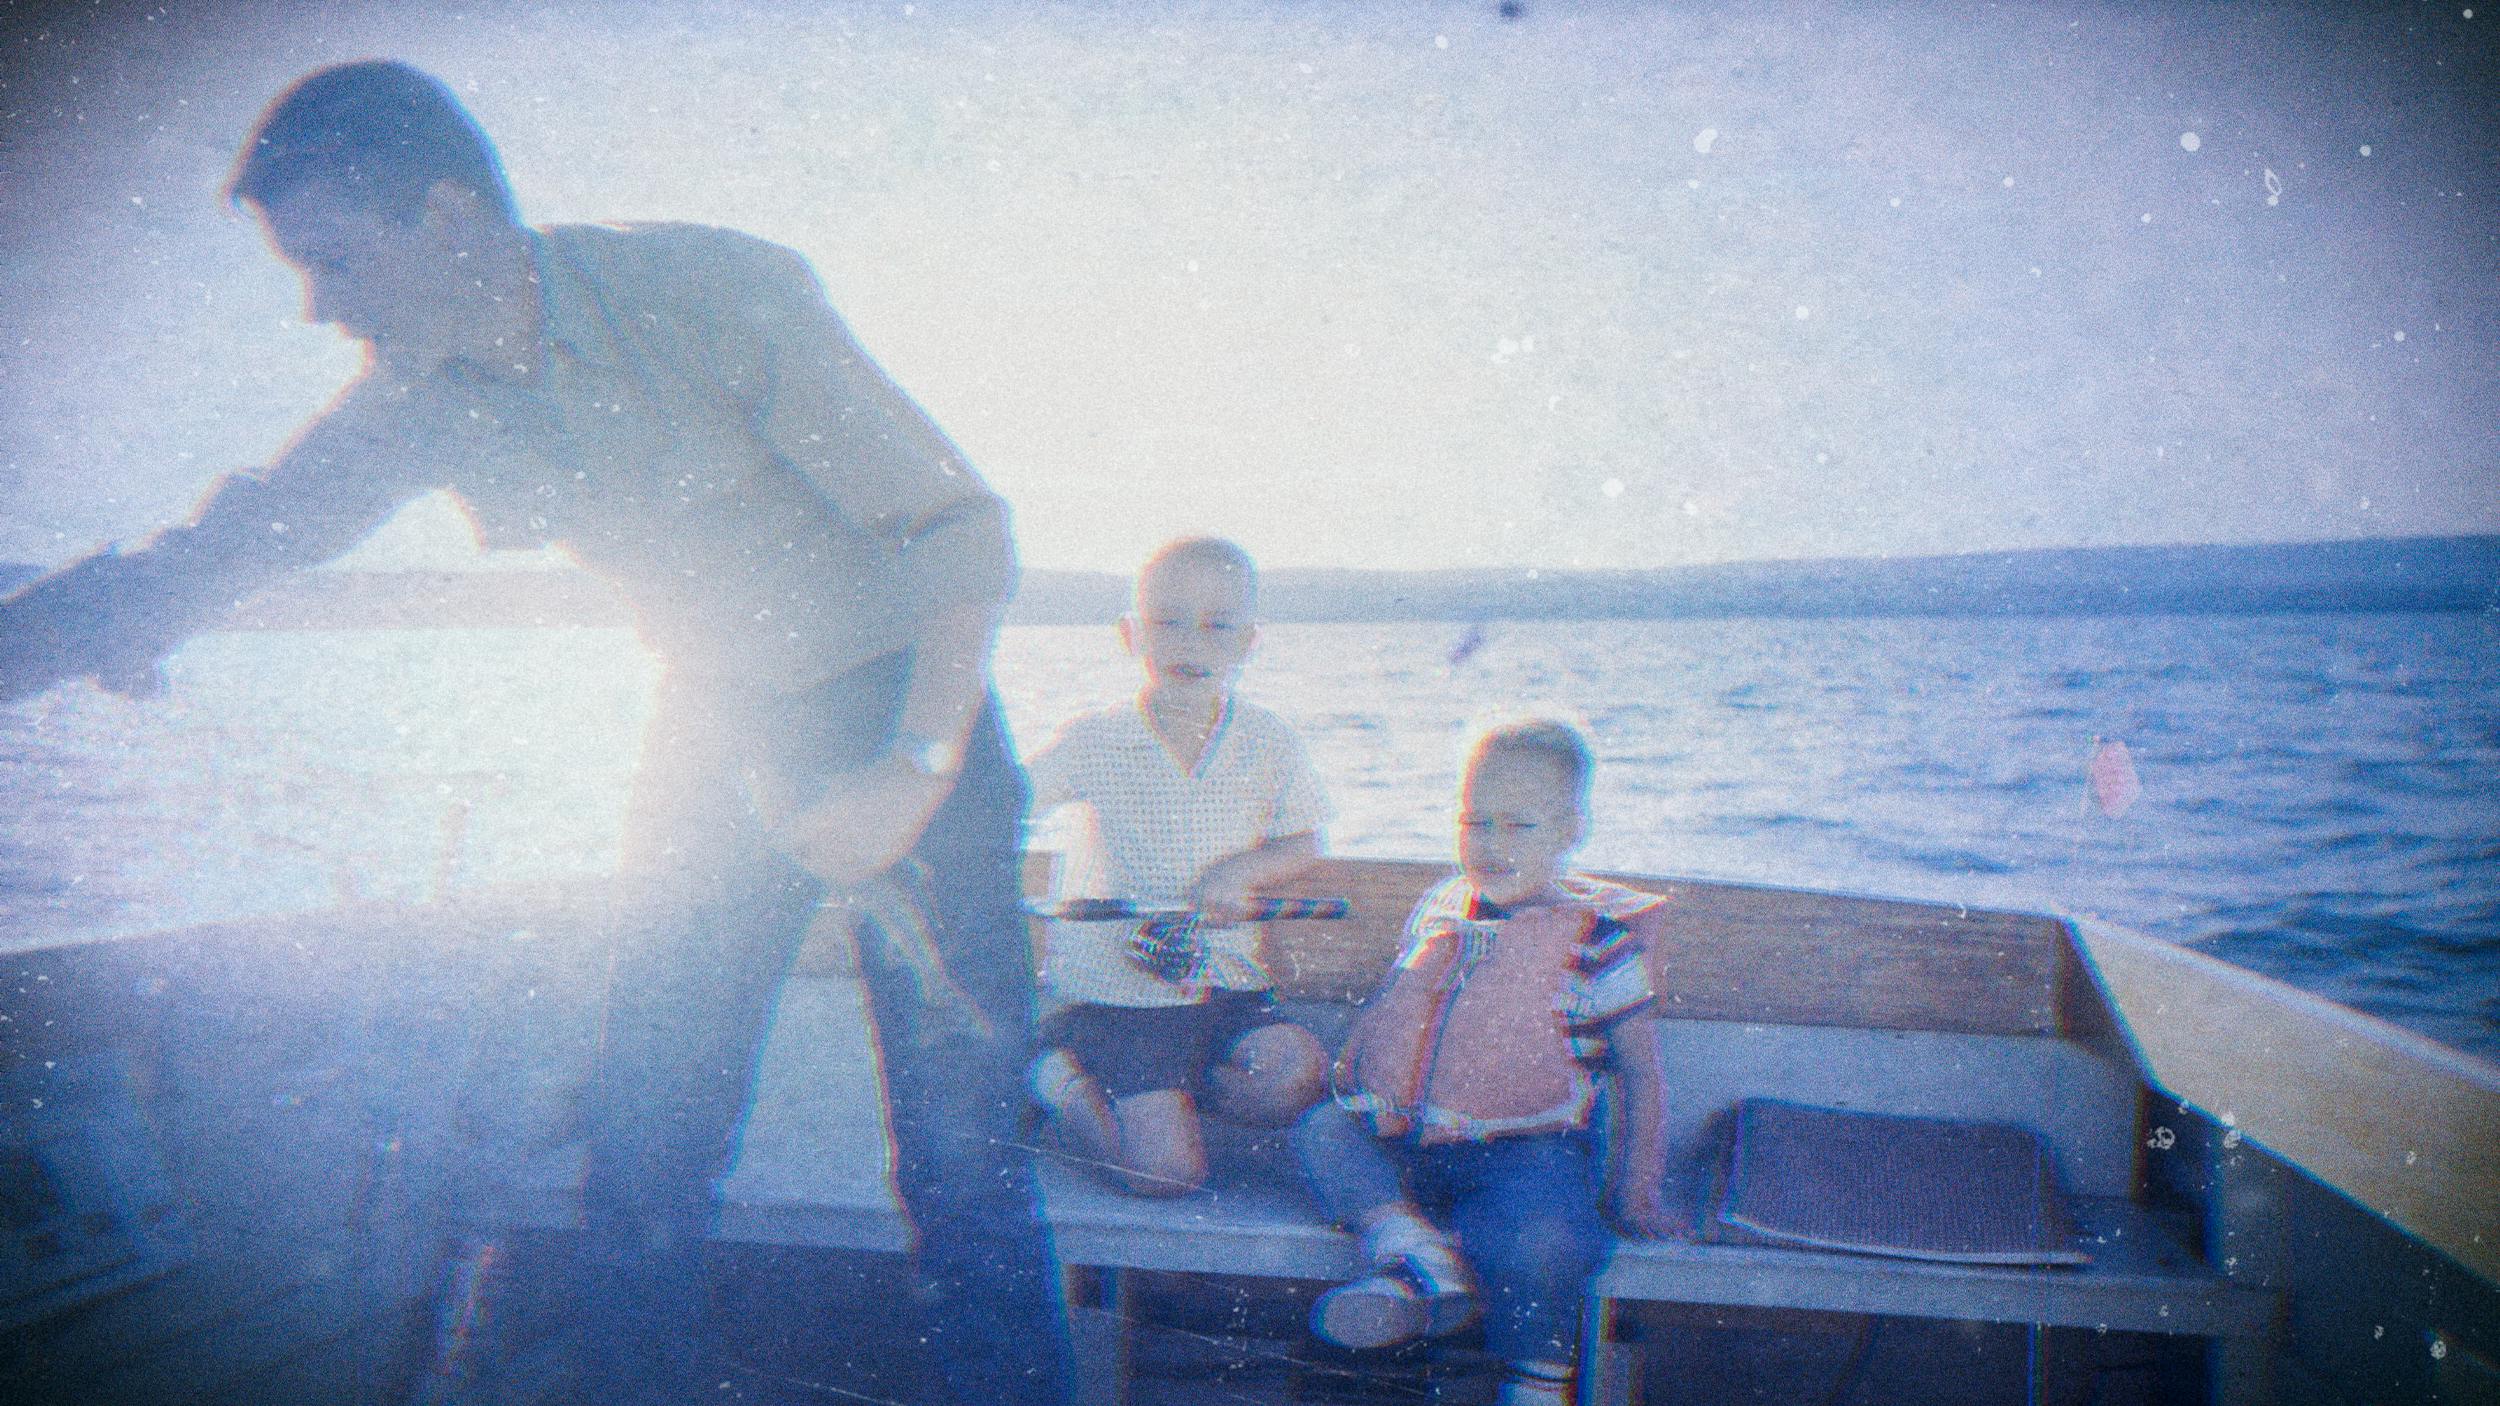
[713,239,1017,886]
[736,237,1017,698]
[1,393,440,703]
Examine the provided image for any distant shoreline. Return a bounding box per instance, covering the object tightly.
[5,534,2493,631]
[1016,535,2500,626]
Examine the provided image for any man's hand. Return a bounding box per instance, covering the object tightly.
[766,758,953,890]
[92,657,169,700]
[1,554,176,705]
[0,583,82,705]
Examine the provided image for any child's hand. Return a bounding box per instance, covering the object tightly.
[1187,860,1258,927]
[1610,1175,1690,1241]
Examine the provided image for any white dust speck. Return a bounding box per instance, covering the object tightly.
[2141,212,2154,223]
[2359,144,2372,156]
[1794,305,1811,320]
[1601,478,1625,499]
[2002,175,2015,188]
[2263,168,2283,206]
[2029,266,2042,277]
[1434,34,1449,49]
[1681,499,1701,517]
[1693,128,1718,154]
[2434,1338,2450,1360]
[1889,196,1902,208]
[2393,330,2405,342]
[2180,132,2201,152]
[1688,178,1702,189]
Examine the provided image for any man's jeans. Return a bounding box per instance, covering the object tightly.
[572,655,1070,1405]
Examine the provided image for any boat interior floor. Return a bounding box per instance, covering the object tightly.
[423,1231,2210,1406]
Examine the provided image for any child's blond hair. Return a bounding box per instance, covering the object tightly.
[1468,715,1594,811]
[1137,536,1258,607]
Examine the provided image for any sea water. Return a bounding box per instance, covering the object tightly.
[3,610,2493,1060]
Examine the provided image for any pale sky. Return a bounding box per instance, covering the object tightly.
[3,0,2493,574]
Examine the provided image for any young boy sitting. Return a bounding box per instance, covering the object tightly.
[1293,717,1679,1406]
[1025,537,1331,1195]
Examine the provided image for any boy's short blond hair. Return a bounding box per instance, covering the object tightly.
[1137,536,1258,607]
[1469,716,1595,811]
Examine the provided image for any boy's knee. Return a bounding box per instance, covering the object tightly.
[1110,1091,1208,1196]
[1217,1022,1327,1124]
[1116,1143,1208,1197]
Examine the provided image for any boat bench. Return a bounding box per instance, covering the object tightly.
[709,984,2270,1404]
[500,859,2277,1404]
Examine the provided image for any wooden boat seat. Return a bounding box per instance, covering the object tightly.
[480,857,2283,1403]
[500,949,2274,1405]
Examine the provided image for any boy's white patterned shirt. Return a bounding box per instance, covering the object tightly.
[1026,698,1330,1008]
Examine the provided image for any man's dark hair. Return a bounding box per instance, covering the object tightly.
[226,60,519,224]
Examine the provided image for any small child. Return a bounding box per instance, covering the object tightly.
[1293,717,1678,1406]
[1025,537,1331,1195]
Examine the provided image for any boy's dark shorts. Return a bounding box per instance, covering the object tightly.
[1041,989,1297,1102]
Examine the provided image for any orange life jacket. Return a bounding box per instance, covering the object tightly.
[1333,877,1662,1145]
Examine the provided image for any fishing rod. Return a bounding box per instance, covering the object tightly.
[1031,897,1352,924]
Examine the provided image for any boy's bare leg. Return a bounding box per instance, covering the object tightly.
[1035,1051,1124,1168]
[1037,1051,1210,1195]
[1105,1089,1209,1195]
[1208,1021,1327,1127]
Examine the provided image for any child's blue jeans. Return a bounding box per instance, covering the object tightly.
[1293,1099,1610,1365]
